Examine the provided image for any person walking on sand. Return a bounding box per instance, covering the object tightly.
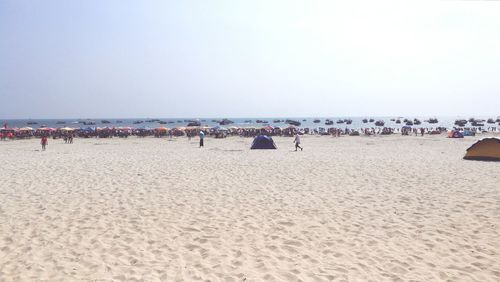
[199,130,205,147]
[293,133,303,151]
[41,135,48,151]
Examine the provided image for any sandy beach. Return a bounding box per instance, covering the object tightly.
[0,135,499,281]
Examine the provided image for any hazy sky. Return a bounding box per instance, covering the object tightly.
[1,0,499,118]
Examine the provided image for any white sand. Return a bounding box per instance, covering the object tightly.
[0,135,499,281]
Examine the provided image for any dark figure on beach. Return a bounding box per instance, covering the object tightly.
[199,131,205,147]
[41,136,48,151]
[293,133,303,151]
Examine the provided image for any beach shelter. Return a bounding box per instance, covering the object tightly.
[19,127,34,131]
[463,130,475,136]
[60,127,74,131]
[463,138,500,161]
[263,125,274,131]
[250,135,277,150]
[447,130,464,138]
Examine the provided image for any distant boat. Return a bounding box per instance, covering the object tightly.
[133,120,143,124]
[273,119,281,123]
[244,120,252,123]
[362,119,368,123]
[413,119,421,125]
[369,118,375,123]
[313,119,321,123]
[56,121,66,124]
[101,120,111,124]
[158,121,167,124]
[455,119,467,126]
[302,119,307,121]
[187,121,201,127]
[375,120,385,126]
[395,120,401,124]
[487,118,495,124]
[27,121,38,125]
[286,120,301,126]
[219,119,234,125]
[256,120,264,123]
[116,120,123,123]
[325,119,334,125]
[426,118,438,124]
[471,121,484,127]
[336,120,344,124]
[345,119,352,125]
[406,120,414,126]
[83,121,96,125]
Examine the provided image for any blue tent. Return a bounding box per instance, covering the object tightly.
[463,130,475,136]
[251,135,277,149]
[448,130,464,138]
[80,127,95,132]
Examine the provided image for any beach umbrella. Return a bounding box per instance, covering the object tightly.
[60,127,75,131]
[155,127,169,132]
[19,127,34,131]
[37,127,53,131]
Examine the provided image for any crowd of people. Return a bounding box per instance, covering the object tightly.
[0,125,497,145]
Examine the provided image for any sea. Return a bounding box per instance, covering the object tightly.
[1,116,499,130]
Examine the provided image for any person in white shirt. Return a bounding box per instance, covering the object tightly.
[293,133,303,151]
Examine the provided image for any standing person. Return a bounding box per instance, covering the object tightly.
[199,130,205,147]
[41,135,48,151]
[293,133,303,151]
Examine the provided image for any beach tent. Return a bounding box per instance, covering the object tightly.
[212,126,227,131]
[447,130,464,138]
[463,138,500,161]
[250,135,277,149]
[463,130,475,136]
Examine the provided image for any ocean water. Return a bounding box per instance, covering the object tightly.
[1,116,499,130]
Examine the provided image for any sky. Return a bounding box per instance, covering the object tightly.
[1,0,499,119]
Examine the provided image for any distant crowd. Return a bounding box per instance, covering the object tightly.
[0,125,498,141]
